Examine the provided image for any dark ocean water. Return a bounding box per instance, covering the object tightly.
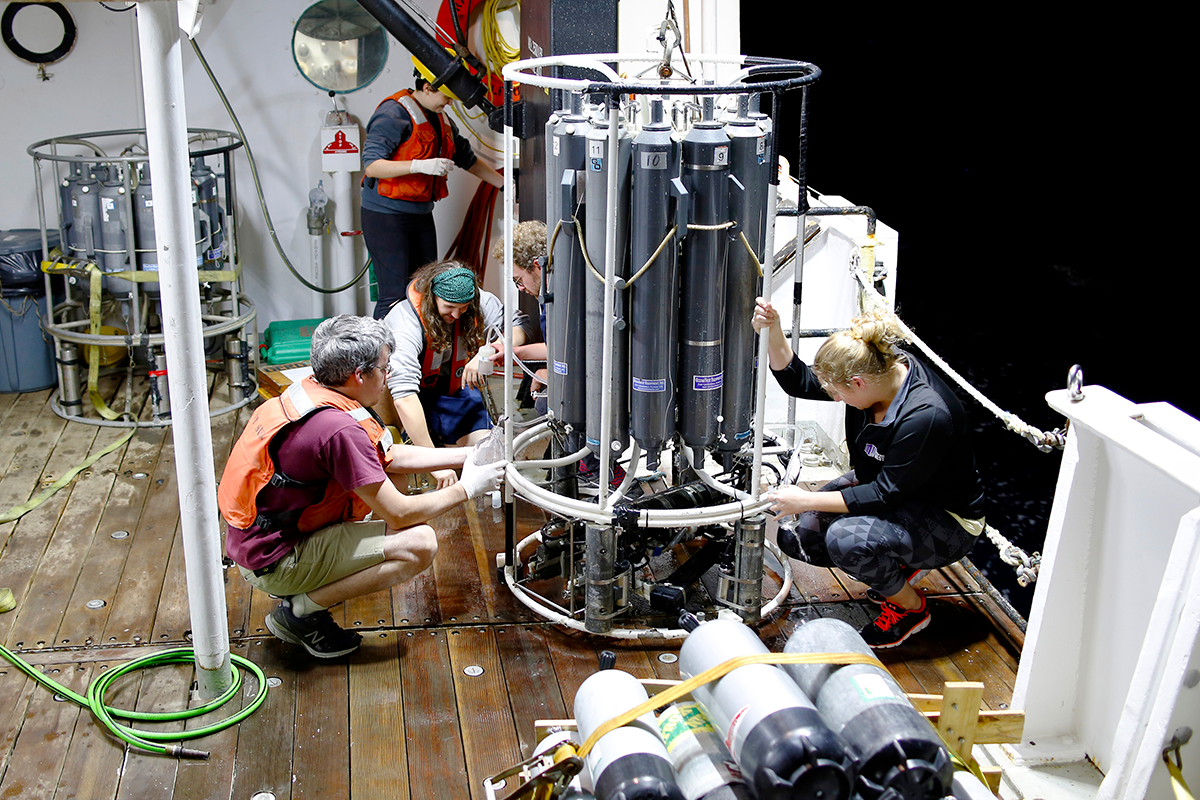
[744,16,1189,616]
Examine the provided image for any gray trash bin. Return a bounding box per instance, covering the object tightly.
[0,229,59,393]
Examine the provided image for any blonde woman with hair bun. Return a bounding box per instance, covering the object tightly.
[752,297,986,648]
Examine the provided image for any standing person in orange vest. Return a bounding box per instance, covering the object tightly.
[361,72,503,319]
[383,260,534,490]
[219,316,506,658]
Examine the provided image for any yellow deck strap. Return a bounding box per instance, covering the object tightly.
[0,428,135,523]
[575,651,884,759]
[99,266,241,283]
[936,727,989,785]
[1167,754,1195,800]
[83,263,124,421]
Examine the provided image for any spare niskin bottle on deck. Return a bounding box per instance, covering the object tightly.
[677,616,854,800]
[782,617,954,799]
[574,668,685,800]
[656,700,753,800]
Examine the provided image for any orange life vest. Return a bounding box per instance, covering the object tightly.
[408,283,473,395]
[373,89,455,203]
[218,377,394,534]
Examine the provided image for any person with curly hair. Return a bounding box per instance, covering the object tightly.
[383,260,529,488]
[753,299,986,648]
[486,220,548,404]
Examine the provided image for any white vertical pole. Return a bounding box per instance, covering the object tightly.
[751,185,778,498]
[310,233,326,319]
[136,2,232,698]
[702,0,718,82]
[596,100,620,506]
[331,171,357,316]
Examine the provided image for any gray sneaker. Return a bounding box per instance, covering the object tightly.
[265,600,362,658]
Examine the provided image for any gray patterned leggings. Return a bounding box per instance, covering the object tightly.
[777,471,978,597]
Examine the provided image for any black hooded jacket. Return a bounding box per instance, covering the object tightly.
[771,349,985,518]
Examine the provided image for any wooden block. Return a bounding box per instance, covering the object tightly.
[936,681,985,760]
[495,625,569,756]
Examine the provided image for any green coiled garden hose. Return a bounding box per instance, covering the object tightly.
[0,643,269,759]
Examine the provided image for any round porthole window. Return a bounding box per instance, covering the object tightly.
[1,2,76,66]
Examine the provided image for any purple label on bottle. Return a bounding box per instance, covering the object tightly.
[693,373,723,391]
[553,361,568,375]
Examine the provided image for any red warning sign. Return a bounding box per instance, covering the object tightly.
[323,130,359,154]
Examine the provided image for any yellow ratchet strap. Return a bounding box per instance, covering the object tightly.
[575,651,885,759]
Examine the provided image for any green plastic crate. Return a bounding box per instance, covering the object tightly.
[261,317,325,365]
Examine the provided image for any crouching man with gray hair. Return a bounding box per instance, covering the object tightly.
[219,316,505,657]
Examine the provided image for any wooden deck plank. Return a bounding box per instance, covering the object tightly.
[2,420,114,648]
[52,660,135,800]
[0,660,92,799]
[293,654,351,799]
[0,659,39,780]
[462,498,534,624]
[494,624,569,757]
[103,427,181,645]
[168,640,253,800]
[6,422,131,650]
[448,626,522,797]
[112,662,190,800]
[349,630,408,800]
[392,563,441,627]
[55,424,165,647]
[401,628,470,799]
[542,628,605,718]
[150,519,189,644]
[430,504,489,625]
[228,639,298,800]
[341,583,394,634]
[0,391,76,646]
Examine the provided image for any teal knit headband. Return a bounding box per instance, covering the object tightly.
[431,267,477,304]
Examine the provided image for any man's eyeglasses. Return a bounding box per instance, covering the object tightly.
[360,362,393,377]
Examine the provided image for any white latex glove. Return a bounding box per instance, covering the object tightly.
[458,458,506,499]
[410,158,454,177]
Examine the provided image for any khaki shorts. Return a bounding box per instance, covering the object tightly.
[238,519,388,597]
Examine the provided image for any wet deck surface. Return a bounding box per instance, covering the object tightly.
[0,381,1022,799]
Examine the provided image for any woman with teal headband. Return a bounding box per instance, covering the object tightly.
[382,260,530,489]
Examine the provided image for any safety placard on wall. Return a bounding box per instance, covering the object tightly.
[322,124,361,173]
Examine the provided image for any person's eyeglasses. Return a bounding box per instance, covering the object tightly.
[512,272,526,290]
[360,362,393,377]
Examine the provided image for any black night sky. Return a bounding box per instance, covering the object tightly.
[743,14,1187,613]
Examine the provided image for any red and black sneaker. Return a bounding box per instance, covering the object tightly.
[865,566,929,604]
[860,596,931,648]
[578,455,627,494]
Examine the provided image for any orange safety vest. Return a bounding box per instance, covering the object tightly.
[373,89,455,203]
[218,377,394,534]
[408,283,473,395]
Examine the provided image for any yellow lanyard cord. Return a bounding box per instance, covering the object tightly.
[576,651,884,759]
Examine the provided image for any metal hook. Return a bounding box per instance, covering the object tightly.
[1164,726,1192,769]
[1067,364,1084,402]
